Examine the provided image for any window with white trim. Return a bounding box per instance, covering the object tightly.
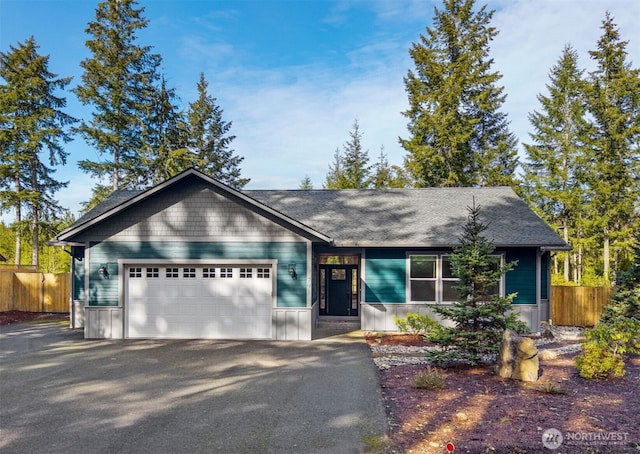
[408,254,504,303]
[220,268,233,278]
[166,267,179,278]
[146,267,159,278]
[129,267,142,278]
[240,268,253,278]
[183,267,196,278]
[257,268,270,279]
[203,267,215,278]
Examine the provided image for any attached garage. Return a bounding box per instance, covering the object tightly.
[125,263,274,339]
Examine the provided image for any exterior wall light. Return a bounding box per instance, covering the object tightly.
[288,264,297,280]
[98,265,110,279]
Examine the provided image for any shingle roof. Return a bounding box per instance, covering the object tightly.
[60,170,566,249]
[245,187,566,248]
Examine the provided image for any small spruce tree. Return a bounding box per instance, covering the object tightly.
[427,201,526,366]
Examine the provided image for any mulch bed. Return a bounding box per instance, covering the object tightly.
[0,310,69,326]
[367,334,640,453]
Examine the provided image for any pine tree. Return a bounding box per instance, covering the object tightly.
[400,0,518,187]
[74,0,161,193]
[186,73,248,189]
[324,148,348,189]
[584,13,640,282]
[600,232,640,324]
[0,37,76,268]
[139,76,194,186]
[522,45,591,283]
[324,119,371,189]
[427,201,525,366]
[298,175,313,189]
[371,147,409,188]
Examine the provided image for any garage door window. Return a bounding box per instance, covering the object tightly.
[166,268,179,278]
[129,267,142,278]
[220,268,233,278]
[257,268,270,278]
[203,267,215,278]
[183,267,196,278]
[146,267,159,278]
[240,268,253,278]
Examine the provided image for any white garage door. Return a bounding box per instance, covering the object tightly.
[126,264,273,339]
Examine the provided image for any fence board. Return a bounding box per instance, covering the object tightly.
[551,286,612,327]
[0,272,70,313]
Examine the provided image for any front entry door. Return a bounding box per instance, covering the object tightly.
[320,265,358,316]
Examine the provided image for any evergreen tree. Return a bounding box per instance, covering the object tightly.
[584,13,640,282]
[186,72,248,188]
[139,76,194,186]
[427,201,525,366]
[324,148,348,189]
[600,232,640,324]
[298,175,313,189]
[0,37,76,268]
[324,119,371,189]
[522,45,591,283]
[74,0,161,192]
[371,147,409,189]
[400,0,518,187]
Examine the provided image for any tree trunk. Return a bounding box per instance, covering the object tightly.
[563,220,569,282]
[14,174,21,266]
[603,231,610,283]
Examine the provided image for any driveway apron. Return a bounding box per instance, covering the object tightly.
[0,322,387,454]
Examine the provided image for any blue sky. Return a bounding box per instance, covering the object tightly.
[1,0,639,220]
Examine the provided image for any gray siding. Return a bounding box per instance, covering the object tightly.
[74,180,301,243]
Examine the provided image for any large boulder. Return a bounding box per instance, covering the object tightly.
[495,329,539,382]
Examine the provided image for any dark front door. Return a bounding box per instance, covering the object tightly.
[320,265,359,316]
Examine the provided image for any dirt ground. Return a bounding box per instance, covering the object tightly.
[0,310,69,326]
[367,334,640,453]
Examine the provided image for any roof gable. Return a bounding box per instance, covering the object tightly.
[56,169,331,243]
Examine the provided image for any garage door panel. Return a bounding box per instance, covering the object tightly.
[126,265,273,339]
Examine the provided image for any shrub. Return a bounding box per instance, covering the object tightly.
[393,313,441,337]
[414,366,446,390]
[575,317,640,379]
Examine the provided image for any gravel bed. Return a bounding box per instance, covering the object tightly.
[370,338,583,370]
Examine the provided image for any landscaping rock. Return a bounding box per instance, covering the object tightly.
[495,329,539,382]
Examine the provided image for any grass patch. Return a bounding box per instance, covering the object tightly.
[414,366,447,390]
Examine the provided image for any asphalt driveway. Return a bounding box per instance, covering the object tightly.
[0,322,387,454]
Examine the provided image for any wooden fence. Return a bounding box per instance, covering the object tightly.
[0,272,70,313]
[551,286,613,327]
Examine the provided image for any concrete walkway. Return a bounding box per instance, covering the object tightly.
[0,322,387,454]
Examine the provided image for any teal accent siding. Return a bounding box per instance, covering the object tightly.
[88,241,308,307]
[364,249,406,303]
[505,248,537,304]
[541,252,549,300]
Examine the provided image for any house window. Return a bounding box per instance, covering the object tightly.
[166,267,179,278]
[240,268,253,278]
[408,254,504,303]
[220,268,233,278]
[129,267,142,278]
[203,267,215,278]
[409,256,436,302]
[183,267,196,278]
[257,268,270,279]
